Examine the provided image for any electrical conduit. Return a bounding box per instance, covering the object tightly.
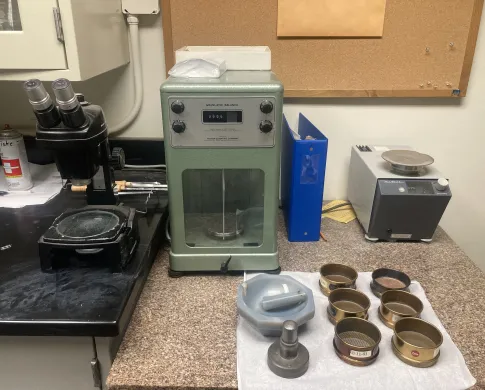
[109,15,143,136]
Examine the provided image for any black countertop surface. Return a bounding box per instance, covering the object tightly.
[0,170,167,337]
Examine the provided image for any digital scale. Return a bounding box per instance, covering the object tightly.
[348,145,452,242]
[161,71,283,275]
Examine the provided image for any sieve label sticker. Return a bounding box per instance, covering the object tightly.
[433,349,439,358]
[411,350,420,357]
[350,350,372,358]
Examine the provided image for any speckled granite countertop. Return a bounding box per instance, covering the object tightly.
[107,215,485,390]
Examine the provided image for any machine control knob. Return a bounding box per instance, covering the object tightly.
[109,147,125,170]
[172,120,186,133]
[436,178,449,191]
[260,100,274,114]
[259,120,273,133]
[171,100,185,114]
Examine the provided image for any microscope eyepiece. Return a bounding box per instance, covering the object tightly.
[23,79,61,128]
[23,79,54,112]
[52,78,80,112]
[24,78,42,93]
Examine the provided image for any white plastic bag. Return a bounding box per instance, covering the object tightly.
[168,58,227,78]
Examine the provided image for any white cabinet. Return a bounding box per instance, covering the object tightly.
[0,0,129,81]
[0,0,66,70]
[0,336,115,390]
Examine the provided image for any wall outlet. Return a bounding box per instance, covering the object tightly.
[122,0,160,15]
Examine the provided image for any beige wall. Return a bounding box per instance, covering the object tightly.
[1,12,484,270]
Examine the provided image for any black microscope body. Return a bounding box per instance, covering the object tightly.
[24,79,138,272]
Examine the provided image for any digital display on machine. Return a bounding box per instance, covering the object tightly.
[406,181,434,194]
[203,110,243,124]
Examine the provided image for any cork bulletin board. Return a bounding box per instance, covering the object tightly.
[161,0,484,98]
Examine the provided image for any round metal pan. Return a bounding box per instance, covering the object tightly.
[382,150,434,175]
[379,290,423,328]
[333,317,381,366]
[392,318,443,368]
[319,264,358,296]
[327,288,370,325]
[370,268,411,298]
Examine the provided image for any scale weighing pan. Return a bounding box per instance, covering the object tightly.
[382,150,434,175]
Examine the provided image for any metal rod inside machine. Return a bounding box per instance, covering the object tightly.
[222,169,226,240]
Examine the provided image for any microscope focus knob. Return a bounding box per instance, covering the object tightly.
[172,120,186,133]
[171,100,185,114]
[75,93,90,106]
[75,93,85,103]
[109,147,125,170]
[259,120,273,133]
[260,100,274,114]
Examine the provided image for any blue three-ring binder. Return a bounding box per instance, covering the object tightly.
[281,113,328,242]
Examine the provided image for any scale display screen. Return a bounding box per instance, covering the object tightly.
[406,181,434,194]
[203,110,243,124]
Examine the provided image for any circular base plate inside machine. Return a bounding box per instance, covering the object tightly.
[205,214,244,240]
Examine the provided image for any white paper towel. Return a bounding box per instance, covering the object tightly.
[237,272,476,390]
[0,163,62,208]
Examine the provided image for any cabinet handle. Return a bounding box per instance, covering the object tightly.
[52,7,64,43]
[91,358,102,389]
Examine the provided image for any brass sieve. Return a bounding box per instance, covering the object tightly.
[370,268,411,298]
[327,288,370,325]
[319,263,358,296]
[379,290,423,329]
[333,317,381,366]
[392,318,443,368]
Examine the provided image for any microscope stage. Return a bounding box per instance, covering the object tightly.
[39,205,139,272]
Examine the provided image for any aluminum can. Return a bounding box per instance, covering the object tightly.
[0,125,33,191]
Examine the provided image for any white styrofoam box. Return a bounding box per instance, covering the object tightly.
[175,46,271,71]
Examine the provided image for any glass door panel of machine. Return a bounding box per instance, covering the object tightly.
[182,169,265,248]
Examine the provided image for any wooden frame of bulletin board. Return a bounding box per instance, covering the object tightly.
[161,0,484,98]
